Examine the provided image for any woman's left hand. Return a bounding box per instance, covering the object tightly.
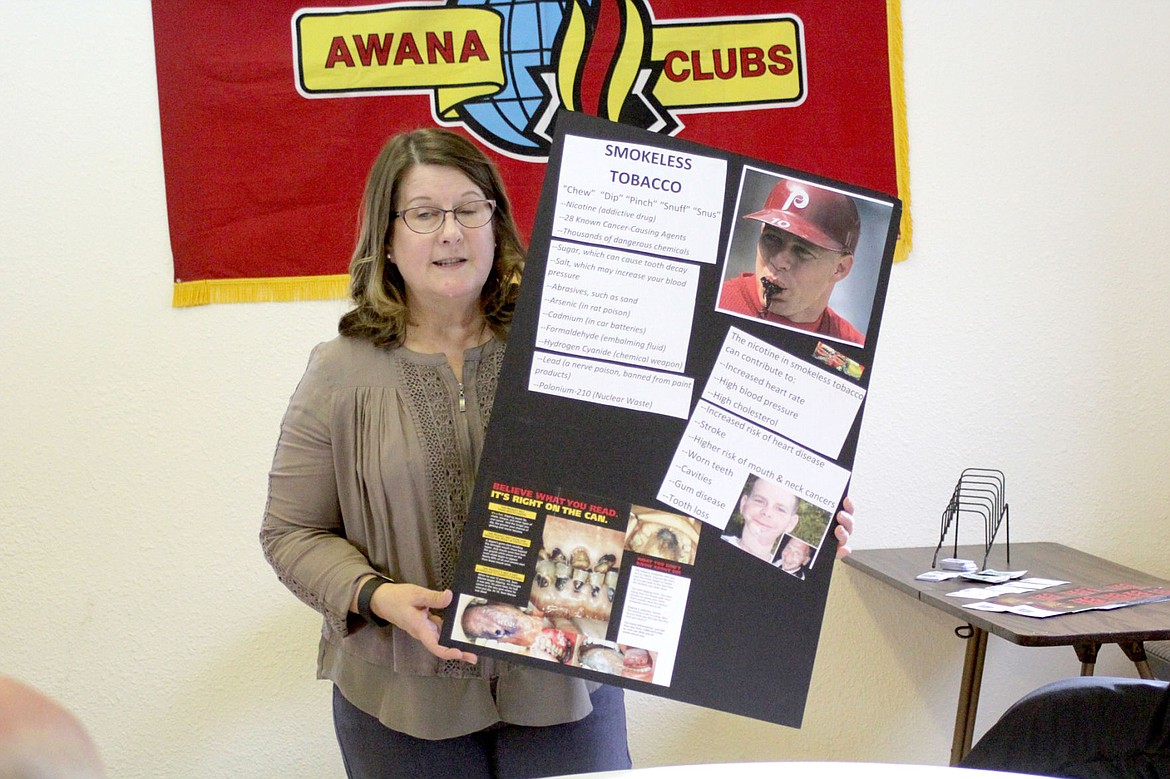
[834,495,855,560]
[373,583,479,664]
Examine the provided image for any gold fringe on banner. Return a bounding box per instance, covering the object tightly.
[887,0,913,262]
[172,274,351,307]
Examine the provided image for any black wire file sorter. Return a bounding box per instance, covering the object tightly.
[932,468,1010,570]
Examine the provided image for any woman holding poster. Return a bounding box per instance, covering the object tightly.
[259,129,630,779]
[260,128,855,778]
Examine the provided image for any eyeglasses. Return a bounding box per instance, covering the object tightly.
[394,199,496,234]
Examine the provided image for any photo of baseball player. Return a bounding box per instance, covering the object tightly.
[717,169,888,347]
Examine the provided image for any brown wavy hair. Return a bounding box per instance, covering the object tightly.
[339,128,525,346]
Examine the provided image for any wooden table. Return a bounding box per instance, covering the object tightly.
[844,542,1170,765]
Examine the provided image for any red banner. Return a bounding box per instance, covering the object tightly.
[152,0,910,306]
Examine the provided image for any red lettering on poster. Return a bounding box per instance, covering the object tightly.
[689,50,713,80]
[325,36,355,68]
[663,50,688,82]
[768,44,794,75]
[460,29,488,62]
[426,31,454,63]
[740,47,765,77]
[354,33,393,66]
[394,32,422,65]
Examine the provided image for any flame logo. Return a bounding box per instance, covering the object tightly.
[555,0,674,131]
[460,0,678,157]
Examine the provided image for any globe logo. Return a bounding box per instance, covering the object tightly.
[452,0,569,158]
[449,0,674,160]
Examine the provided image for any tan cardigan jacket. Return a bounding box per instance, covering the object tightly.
[261,335,594,739]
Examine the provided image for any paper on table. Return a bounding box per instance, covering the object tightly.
[947,585,1031,599]
[916,570,963,582]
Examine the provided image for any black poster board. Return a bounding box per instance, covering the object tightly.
[440,111,900,726]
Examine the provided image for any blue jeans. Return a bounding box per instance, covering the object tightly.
[332,684,632,779]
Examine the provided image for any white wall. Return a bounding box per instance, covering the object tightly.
[2,1,1168,776]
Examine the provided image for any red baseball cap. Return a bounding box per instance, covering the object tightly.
[745,179,861,254]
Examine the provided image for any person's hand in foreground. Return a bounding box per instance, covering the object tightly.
[834,495,855,560]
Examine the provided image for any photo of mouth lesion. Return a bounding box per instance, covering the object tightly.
[453,596,582,664]
[452,593,660,684]
[716,167,889,348]
[720,472,831,578]
[451,594,662,683]
[623,506,701,566]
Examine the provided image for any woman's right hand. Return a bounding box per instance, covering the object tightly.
[369,581,478,664]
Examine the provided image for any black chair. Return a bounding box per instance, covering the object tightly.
[1149,640,1170,682]
[960,676,1170,778]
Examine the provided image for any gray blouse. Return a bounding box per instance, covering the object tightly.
[261,335,595,740]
